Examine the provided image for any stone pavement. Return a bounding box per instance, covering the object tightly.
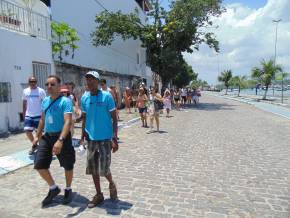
[1,95,290,217]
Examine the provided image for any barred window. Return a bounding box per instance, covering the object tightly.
[0,82,12,103]
[32,62,51,89]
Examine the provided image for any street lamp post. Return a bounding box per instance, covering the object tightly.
[272,19,281,97]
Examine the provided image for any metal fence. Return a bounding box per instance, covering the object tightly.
[0,0,50,40]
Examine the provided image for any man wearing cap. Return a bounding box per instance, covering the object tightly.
[22,76,46,155]
[80,71,119,208]
[33,75,75,207]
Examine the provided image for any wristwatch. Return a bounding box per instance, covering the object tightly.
[58,136,64,142]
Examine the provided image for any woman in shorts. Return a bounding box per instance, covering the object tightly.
[163,89,171,118]
[137,88,148,127]
[147,88,163,134]
[123,87,132,114]
[173,89,181,110]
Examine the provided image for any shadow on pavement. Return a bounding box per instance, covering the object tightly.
[43,192,89,217]
[181,102,236,111]
[97,199,133,216]
[43,193,133,216]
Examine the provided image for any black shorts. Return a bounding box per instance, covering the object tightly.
[138,107,147,114]
[182,96,187,101]
[34,132,75,171]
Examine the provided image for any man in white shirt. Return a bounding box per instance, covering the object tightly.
[181,88,187,105]
[22,76,46,155]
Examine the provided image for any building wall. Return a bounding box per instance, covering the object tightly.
[0,23,53,133]
[51,0,148,80]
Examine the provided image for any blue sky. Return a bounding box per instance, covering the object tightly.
[222,0,267,8]
[161,0,268,11]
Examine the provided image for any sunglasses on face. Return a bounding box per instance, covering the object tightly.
[29,81,37,83]
[45,82,56,87]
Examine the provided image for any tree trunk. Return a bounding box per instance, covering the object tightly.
[238,86,240,97]
[225,86,228,95]
[263,86,268,100]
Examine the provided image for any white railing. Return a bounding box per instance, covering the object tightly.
[0,0,50,40]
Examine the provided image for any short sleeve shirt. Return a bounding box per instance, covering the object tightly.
[81,90,116,141]
[41,96,73,133]
[22,87,46,117]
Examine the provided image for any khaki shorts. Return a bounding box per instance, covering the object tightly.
[86,140,112,176]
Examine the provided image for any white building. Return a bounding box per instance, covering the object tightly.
[51,0,153,92]
[0,0,53,134]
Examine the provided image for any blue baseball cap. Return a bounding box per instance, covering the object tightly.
[85,71,100,80]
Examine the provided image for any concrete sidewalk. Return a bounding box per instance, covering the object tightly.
[206,91,290,120]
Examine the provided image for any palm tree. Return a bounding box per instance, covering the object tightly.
[218,70,233,95]
[251,59,282,100]
[230,75,247,97]
[276,72,289,103]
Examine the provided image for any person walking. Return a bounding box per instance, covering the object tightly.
[147,87,163,134]
[123,87,132,114]
[61,84,81,137]
[33,75,75,207]
[192,88,200,105]
[181,87,187,105]
[22,76,46,155]
[163,89,172,118]
[173,89,181,110]
[137,87,148,127]
[132,88,138,112]
[80,71,119,208]
[110,85,121,121]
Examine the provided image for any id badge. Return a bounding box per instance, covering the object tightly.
[48,115,53,124]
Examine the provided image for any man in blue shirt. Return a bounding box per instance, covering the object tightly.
[80,71,118,208]
[33,75,75,207]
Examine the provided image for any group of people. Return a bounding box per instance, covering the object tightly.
[121,86,201,133]
[22,73,201,208]
[22,72,118,208]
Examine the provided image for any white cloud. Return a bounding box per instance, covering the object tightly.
[184,0,290,85]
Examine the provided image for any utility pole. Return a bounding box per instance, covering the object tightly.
[272,19,281,97]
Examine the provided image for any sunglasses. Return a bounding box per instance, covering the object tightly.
[29,81,37,83]
[45,82,56,87]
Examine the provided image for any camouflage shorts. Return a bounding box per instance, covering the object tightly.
[86,140,112,176]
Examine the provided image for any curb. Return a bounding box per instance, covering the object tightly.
[0,117,140,176]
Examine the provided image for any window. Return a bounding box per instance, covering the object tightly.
[0,82,12,103]
[137,53,140,65]
[32,62,51,89]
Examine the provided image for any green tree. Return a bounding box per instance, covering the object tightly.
[172,60,198,87]
[218,70,232,95]
[191,79,208,89]
[91,0,223,85]
[51,21,80,62]
[230,75,247,97]
[251,59,282,100]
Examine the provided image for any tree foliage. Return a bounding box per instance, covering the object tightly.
[218,70,232,94]
[91,0,223,85]
[172,60,198,87]
[51,21,80,62]
[230,75,247,96]
[251,59,282,100]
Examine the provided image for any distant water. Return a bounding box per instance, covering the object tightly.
[226,88,290,98]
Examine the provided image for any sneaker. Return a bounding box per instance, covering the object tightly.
[87,193,104,208]
[62,189,73,205]
[41,186,61,207]
[28,144,38,155]
[109,182,118,200]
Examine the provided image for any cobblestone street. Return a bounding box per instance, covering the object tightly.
[1,94,290,218]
